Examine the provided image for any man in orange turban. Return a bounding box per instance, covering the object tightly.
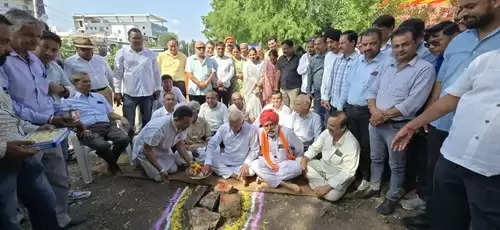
[249,109,304,192]
[224,36,235,58]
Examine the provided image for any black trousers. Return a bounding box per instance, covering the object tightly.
[431,156,500,230]
[217,87,232,106]
[189,94,206,105]
[344,104,370,180]
[422,126,448,201]
[79,122,130,166]
[173,81,186,96]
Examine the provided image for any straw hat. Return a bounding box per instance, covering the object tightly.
[72,37,95,49]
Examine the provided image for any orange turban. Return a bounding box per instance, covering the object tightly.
[260,109,279,126]
[224,36,234,43]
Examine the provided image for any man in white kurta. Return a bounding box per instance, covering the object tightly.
[199,91,229,134]
[254,91,291,127]
[250,109,304,192]
[151,91,177,119]
[132,106,194,182]
[203,109,260,179]
[301,111,360,201]
[289,94,322,150]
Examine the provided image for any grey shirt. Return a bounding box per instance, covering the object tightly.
[366,56,435,120]
[306,54,326,94]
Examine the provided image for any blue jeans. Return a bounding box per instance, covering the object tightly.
[122,94,153,134]
[369,122,407,201]
[312,90,326,130]
[0,157,60,230]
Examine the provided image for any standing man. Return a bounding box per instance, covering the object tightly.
[65,37,114,104]
[154,74,186,110]
[322,28,342,94]
[224,37,235,58]
[113,28,161,135]
[34,31,74,103]
[297,38,315,93]
[2,9,83,228]
[340,28,386,194]
[401,0,500,227]
[186,41,216,104]
[157,38,187,96]
[240,43,249,60]
[213,41,235,105]
[321,30,360,112]
[277,40,301,107]
[265,36,283,59]
[306,36,328,127]
[399,18,437,65]
[205,41,215,57]
[0,14,60,230]
[372,15,395,58]
[361,27,435,215]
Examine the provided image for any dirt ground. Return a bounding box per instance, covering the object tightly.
[55,153,416,230]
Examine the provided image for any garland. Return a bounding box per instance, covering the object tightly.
[153,187,182,230]
[164,187,190,230]
[169,187,193,230]
[243,192,258,230]
[222,191,252,230]
[251,192,265,230]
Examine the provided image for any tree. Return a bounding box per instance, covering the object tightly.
[202,0,450,45]
[157,32,179,48]
[60,38,76,60]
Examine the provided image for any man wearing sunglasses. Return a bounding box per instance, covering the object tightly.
[185,41,216,104]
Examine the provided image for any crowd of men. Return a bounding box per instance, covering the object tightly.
[1,0,499,229]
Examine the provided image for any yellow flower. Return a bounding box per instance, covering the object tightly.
[170,188,193,230]
[222,191,252,230]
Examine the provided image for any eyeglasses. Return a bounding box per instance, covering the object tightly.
[196,46,206,50]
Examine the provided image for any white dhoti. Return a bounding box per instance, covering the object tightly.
[306,160,354,201]
[209,152,244,179]
[137,150,192,182]
[249,157,302,188]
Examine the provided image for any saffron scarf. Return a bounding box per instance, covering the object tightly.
[260,127,295,172]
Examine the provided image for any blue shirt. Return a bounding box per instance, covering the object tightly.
[0,51,55,125]
[340,52,386,109]
[416,41,437,66]
[62,92,112,126]
[431,28,500,132]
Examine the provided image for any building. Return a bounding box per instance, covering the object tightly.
[0,0,34,14]
[72,13,168,43]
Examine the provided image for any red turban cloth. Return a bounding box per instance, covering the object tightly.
[224,36,234,43]
[260,109,279,126]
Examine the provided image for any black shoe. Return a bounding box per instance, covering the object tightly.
[402,213,430,229]
[63,216,87,229]
[355,188,380,199]
[376,198,398,215]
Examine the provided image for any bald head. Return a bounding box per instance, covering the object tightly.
[228,107,244,133]
[294,94,311,115]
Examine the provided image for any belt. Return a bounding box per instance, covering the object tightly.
[386,119,410,124]
[91,86,108,92]
[344,103,369,111]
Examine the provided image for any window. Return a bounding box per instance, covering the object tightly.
[143,33,146,35]
[106,27,109,30]
[142,26,145,29]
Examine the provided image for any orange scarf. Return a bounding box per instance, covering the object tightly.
[260,127,295,172]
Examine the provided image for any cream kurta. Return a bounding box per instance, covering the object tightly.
[304,129,360,200]
[250,127,303,187]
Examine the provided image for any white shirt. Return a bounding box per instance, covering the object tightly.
[288,111,322,143]
[64,54,113,90]
[297,53,312,93]
[132,116,187,160]
[205,122,260,166]
[151,106,173,120]
[321,51,340,94]
[254,104,292,128]
[214,55,235,88]
[305,130,360,189]
[113,47,161,97]
[199,102,229,132]
[154,87,186,110]
[441,50,500,177]
[258,127,304,163]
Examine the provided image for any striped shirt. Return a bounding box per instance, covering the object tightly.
[321,52,360,109]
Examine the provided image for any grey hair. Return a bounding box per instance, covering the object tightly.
[188,100,201,112]
[4,9,42,32]
[228,107,244,122]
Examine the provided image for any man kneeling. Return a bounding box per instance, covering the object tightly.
[250,109,304,192]
[301,111,360,201]
[131,106,194,182]
[202,108,260,181]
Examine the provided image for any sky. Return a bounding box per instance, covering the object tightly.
[45,0,211,41]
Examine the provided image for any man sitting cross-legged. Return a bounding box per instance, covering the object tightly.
[289,94,322,151]
[301,111,360,201]
[131,105,194,182]
[250,109,304,192]
[202,108,260,181]
[199,90,229,135]
[151,91,177,119]
[64,73,131,174]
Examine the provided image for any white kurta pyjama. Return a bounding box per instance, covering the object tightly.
[132,116,189,181]
[199,102,229,133]
[304,130,360,201]
[250,127,304,188]
[288,111,322,147]
[205,122,260,178]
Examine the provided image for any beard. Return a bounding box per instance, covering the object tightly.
[465,12,494,29]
